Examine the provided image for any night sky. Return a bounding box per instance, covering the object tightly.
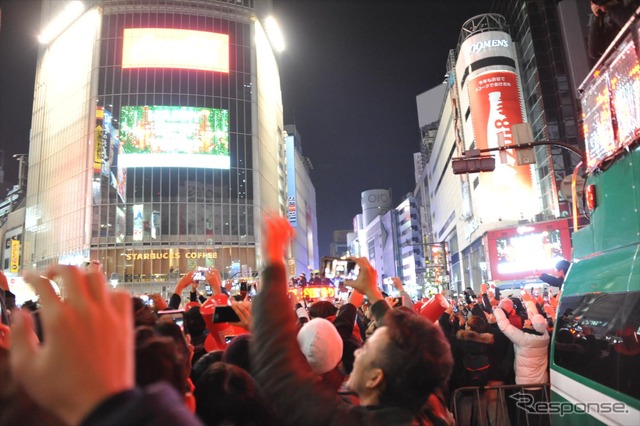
[0,0,493,255]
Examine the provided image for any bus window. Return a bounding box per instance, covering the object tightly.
[553,291,640,400]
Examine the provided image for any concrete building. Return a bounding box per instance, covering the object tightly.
[14,0,301,295]
[415,9,586,294]
[284,125,319,277]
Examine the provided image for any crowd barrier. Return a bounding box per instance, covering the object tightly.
[450,383,551,426]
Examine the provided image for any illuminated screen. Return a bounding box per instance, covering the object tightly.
[582,37,640,171]
[495,230,564,275]
[122,28,229,72]
[487,220,572,282]
[119,106,230,169]
[288,287,336,300]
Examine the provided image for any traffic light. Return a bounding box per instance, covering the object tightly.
[512,123,536,165]
[452,156,496,174]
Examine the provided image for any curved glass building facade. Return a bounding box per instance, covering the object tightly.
[24,0,285,293]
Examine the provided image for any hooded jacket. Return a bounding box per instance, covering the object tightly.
[456,329,494,370]
[493,306,549,385]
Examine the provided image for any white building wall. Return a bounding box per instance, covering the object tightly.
[253,19,285,266]
[24,7,102,269]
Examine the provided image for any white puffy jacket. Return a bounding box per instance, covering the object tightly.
[493,304,550,384]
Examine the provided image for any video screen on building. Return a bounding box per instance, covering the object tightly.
[493,230,564,278]
[486,219,572,282]
[122,28,229,73]
[118,106,230,169]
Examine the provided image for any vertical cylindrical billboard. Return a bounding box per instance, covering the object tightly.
[361,189,391,227]
[455,24,536,223]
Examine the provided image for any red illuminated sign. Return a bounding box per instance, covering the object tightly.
[122,28,229,73]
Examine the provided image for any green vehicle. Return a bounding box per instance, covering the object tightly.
[549,7,640,426]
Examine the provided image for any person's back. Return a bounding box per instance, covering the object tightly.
[455,316,494,387]
[493,302,550,384]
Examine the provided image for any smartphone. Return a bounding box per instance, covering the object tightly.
[213,305,241,323]
[140,294,154,308]
[157,310,188,334]
[193,267,208,282]
[543,287,549,301]
[321,257,359,280]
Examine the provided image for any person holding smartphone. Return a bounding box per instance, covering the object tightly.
[9,265,202,425]
[251,215,454,425]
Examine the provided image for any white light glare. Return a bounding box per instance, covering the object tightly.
[264,16,285,53]
[38,1,85,44]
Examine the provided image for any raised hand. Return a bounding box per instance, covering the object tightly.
[205,268,223,295]
[176,271,196,294]
[262,214,294,266]
[229,300,252,331]
[344,257,383,303]
[10,266,134,425]
[148,293,168,311]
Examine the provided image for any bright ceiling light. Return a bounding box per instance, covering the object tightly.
[264,16,285,53]
[38,1,85,44]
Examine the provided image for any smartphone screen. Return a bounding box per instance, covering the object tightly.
[213,305,241,323]
[321,257,359,280]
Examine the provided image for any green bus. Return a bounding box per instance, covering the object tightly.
[549,6,640,425]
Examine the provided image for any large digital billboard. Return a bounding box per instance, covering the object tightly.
[486,219,572,282]
[119,106,230,169]
[122,28,229,73]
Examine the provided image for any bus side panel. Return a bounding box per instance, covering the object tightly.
[573,147,640,260]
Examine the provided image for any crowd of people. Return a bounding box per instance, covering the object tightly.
[0,216,562,426]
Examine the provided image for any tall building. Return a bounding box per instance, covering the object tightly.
[490,0,587,218]
[20,0,292,294]
[284,125,319,277]
[415,10,581,294]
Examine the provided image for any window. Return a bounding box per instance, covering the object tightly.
[553,291,640,400]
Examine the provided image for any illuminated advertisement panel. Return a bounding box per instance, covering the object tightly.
[285,135,298,226]
[122,28,229,73]
[468,70,535,220]
[10,239,20,273]
[582,37,640,171]
[115,206,126,244]
[487,219,572,282]
[119,106,230,169]
[133,204,144,241]
[94,107,106,174]
[288,286,336,300]
[456,29,536,222]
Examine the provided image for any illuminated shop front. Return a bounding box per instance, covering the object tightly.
[23,0,286,293]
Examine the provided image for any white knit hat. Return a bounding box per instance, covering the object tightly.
[297,318,343,375]
[531,314,548,334]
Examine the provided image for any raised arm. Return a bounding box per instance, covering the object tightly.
[251,216,367,425]
[10,266,200,425]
